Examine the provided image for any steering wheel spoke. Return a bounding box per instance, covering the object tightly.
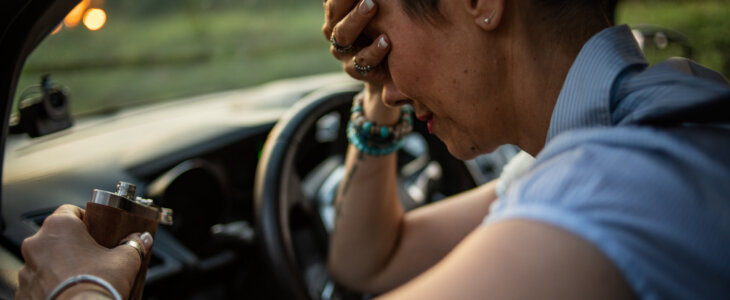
[285,173,309,210]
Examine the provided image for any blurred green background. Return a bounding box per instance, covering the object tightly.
[617,0,730,77]
[14,0,730,116]
[16,0,340,116]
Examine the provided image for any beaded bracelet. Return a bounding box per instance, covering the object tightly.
[347,122,405,156]
[347,94,414,156]
[350,95,414,142]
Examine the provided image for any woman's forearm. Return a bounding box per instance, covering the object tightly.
[328,87,405,290]
[328,144,404,290]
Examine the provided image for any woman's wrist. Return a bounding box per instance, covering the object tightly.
[348,91,413,156]
[363,86,400,125]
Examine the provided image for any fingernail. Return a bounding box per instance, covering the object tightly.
[378,36,388,49]
[140,232,154,249]
[359,0,374,14]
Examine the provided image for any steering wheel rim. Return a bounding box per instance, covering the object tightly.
[254,84,479,300]
[255,85,358,300]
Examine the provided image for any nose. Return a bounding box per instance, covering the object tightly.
[381,80,409,107]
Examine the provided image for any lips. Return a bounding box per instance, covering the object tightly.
[416,114,434,133]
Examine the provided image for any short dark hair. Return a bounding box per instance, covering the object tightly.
[398,0,615,26]
[398,0,444,23]
[528,0,613,25]
[525,0,613,48]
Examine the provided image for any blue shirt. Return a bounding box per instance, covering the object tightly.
[485,25,730,299]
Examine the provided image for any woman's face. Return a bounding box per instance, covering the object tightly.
[369,0,516,160]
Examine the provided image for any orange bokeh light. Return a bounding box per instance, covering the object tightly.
[83,8,107,31]
[64,0,89,28]
[51,23,63,35]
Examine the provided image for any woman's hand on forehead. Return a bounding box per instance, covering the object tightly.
[322,0,358,39]
[322,0,402,126]
[325,0,377,50]
[324,0,393,85]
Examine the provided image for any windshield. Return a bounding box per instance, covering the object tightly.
[14,0,729,117]
[15,0,338,117]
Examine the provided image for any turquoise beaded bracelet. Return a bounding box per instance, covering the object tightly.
[347,122,405,156]
[350,96,413,142]
[347,94,414,156]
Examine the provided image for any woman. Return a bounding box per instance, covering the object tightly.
[323,0,730,298]
[17,0,730,299]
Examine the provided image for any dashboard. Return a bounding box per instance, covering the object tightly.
[0,74,353,298]
[0,73,518,299]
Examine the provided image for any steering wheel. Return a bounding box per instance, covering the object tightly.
[254,84,478,300]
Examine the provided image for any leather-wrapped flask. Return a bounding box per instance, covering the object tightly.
[83,181,173,300]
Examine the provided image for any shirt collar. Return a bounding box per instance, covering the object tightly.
[545,25,648,144]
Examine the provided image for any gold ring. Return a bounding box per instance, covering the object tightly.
[120,239,145,261]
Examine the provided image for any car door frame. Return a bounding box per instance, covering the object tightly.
[0,0,80,231]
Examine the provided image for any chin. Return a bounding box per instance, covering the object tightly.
[445,140,500,161]
[444,143,482,161]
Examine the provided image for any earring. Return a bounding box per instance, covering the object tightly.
[484,10,496,24]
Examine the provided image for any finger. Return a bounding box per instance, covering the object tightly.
[323,0,360,39]
[114,233,149,269]
[39,208,87,236]
[345,34,390,79]
[329,0,377,48]
[139,232,154,253]
[16,266,38,300]
[14,290,28,300]
[52,204,85,219]
[17,266,32,290]
[19,236,38,269]
[118,232,153,259]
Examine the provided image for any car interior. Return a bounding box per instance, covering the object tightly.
[2,0,721,299]
[0,1,521,299]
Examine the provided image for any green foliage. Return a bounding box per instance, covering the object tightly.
[617,0,730,76]
[17,1,339,116]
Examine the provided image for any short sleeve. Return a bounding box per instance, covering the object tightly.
[484,127,730,300]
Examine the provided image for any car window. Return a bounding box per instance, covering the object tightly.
[14,0,338,117]
[14,0,729,118]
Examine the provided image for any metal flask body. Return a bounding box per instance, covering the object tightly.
[90,181,173,226]
[85,181,173,300]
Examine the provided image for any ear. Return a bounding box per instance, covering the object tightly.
[466,0,504,31]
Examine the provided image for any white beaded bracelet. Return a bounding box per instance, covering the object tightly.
[46,274,122,300]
